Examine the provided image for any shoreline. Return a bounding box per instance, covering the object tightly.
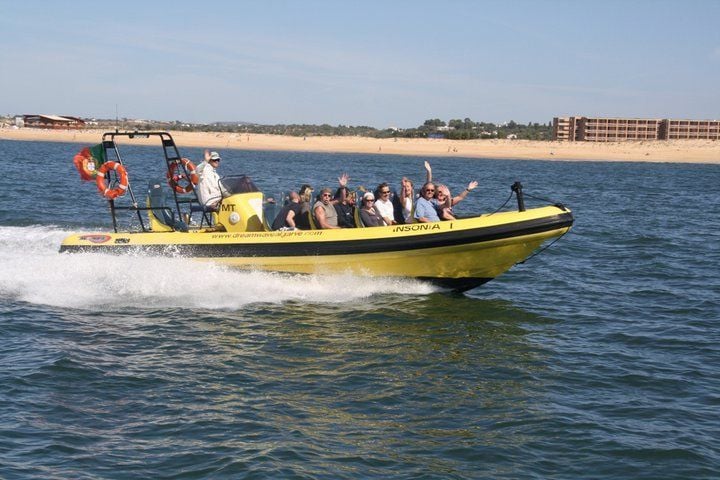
[1,127,719,164]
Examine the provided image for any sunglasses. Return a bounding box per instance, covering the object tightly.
[424,189,435,193]
[322,193,331,197]
[211,159,221,162]
[380,191,390,194]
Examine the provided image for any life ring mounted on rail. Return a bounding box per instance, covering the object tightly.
[95,161,129,200]
[167,158,199,194]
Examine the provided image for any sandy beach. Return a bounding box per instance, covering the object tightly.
[1,127,718,164]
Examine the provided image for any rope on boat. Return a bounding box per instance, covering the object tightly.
[522,192,568,211]
[487,185,571,264]
[487,186,567,217]
[486,190,515,216]
[517,229,570,265]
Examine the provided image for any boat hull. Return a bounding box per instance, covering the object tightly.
[60,206,573,291]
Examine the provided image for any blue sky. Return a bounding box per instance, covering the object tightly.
[1,0,719,128]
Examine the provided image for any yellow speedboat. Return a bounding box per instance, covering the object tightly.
[60,131,573,292]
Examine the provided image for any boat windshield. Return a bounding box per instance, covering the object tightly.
[221,175,261,195]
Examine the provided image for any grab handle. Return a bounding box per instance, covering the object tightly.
[511,181,526,212]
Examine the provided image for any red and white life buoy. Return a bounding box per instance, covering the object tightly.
[167,158,199,194]
[95,161,129,199]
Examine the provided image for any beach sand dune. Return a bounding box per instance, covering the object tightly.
[1,127,718,164]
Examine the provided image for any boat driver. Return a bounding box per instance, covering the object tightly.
[196,149,229,211]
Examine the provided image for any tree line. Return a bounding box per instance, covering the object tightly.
[12,115,553,141]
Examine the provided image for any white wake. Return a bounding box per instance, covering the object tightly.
[0,225,436,310]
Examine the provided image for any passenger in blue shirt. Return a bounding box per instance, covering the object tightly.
[414,183,441,222]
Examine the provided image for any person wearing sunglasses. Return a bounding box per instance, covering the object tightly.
[196,149,228,211]
[373,182,397,225]
[359,192,385,227]
[422,160,478,219]
[313,173,349,229]
[414,182,441,223]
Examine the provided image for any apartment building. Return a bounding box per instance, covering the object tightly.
[553,117,720,141]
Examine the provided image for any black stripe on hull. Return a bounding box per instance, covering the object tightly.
[60,212,573,257]
[419,276,493,292]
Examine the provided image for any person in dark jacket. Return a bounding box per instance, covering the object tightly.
[334,186,356,228]
[272,191,302,230]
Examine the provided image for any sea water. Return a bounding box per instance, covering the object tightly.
[0,139,718,479]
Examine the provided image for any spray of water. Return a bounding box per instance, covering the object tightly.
[0,226,437,310]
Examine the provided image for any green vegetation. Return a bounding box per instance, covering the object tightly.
[5,114,553,141]
[125,117,554,141]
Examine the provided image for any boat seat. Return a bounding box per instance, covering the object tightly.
[263,195,280,231]
[353,189,367,227]
[147,181,188,232]
[189,200,221,228]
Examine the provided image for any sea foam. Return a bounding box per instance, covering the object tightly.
[0,225,436,311]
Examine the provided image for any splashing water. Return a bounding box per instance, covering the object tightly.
[0,225,437,310]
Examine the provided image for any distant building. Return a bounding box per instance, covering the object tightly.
[664,119,720,140]
[553,116,720,141]
[22,114,86,129]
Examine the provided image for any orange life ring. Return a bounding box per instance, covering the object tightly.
[95,161,129,199]
[167,158,199,194]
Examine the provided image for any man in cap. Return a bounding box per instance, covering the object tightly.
[196,149,227,210]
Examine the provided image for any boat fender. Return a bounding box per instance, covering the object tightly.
[167,158,199,194]
[95,161,129,199]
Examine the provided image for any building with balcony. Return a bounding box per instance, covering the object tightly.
[22,115,86,129]
[553,117,720,141]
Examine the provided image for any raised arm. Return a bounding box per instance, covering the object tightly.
[424,161,432,183]
[331,173,349,204]
[451,180,478,206]
[399,177,411,201]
